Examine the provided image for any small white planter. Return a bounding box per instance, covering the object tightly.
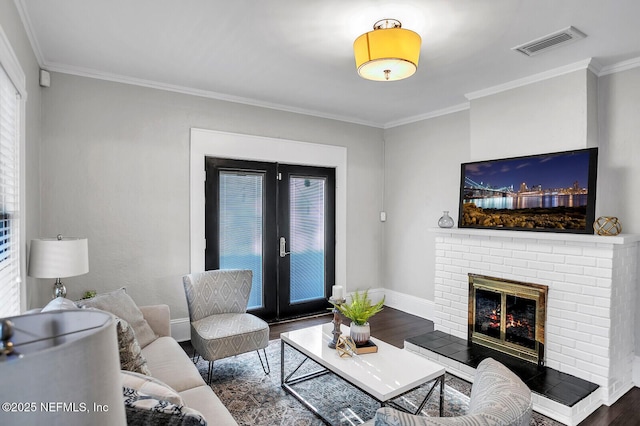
[349,322,370,344]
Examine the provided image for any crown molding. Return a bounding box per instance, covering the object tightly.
[13,0,45,67]
[465,58,594,101]
[383,102,470,129]
[42,61,385,129]
[50,50,638,130]
[598,56,640,77]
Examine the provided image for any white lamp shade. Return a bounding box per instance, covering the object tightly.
[0,310,126,425]
[28,237,89,278]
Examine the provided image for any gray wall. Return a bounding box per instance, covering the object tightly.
[597,67,640,234]
[383,111,470,300]
[38,73,385,319]
[470,70,596,160]
[596,67,640,353]
[0,0,42,309]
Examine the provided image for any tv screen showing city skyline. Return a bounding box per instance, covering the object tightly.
[459,148,598,234]
[463,150,591,192]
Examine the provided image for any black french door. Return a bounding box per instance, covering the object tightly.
[205,158,335,321]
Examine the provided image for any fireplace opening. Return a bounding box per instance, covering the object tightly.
[469,274,547,366]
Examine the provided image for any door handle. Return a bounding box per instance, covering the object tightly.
[279,237,290,257]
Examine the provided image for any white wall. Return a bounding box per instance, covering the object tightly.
[596,66,640,353]
[0,0,42,308]
[469,69,594,161]
[597,67,640,233]
[38,73,384,319]
[383,111,470,301]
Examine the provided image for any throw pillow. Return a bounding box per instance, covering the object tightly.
[41,297,79,312]
[123,386,206,426]
[120,370,183,406]
[116,318,152,376]
[77,287,157,348]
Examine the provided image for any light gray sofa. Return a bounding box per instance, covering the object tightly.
[139,304,238,426]
[368,357,532,426]
[36,293,237,425]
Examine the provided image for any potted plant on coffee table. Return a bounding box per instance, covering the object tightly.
[332,289,384,344]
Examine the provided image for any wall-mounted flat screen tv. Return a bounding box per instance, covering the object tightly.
[459,148,598,234]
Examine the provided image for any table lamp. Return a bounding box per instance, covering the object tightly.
[28,235,89,298]
[0,310,126,425]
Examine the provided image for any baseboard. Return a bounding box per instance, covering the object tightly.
[342,288,434,321]
[170,289,434,341]
[171,317,191,342]
[353,287,386,304]
[381,289,435,321]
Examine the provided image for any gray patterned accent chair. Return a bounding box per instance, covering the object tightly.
[371,358,532,426]
[182,269,270,382]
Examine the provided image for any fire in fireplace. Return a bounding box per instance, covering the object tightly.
[468,274,547,366]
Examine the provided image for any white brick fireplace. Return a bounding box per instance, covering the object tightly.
[427,228,639,425]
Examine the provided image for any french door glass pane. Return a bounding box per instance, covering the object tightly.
[289,176,325,303]
[219,171,263,309]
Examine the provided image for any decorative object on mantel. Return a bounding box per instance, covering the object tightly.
[335,335,356,358]
[330,290,384,345]
[28,234,89,298]
[593,216,622,236]
[438,211,455,228]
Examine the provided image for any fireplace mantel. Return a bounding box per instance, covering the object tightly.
[428,227,640,245]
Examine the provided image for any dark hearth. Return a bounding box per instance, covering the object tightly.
[406,330,599,408]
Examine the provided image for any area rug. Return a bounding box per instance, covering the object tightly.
[194,340,563,426]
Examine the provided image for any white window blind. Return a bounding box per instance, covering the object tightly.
[0,64,20,317]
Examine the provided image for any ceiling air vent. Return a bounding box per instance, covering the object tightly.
[512,26,586,57]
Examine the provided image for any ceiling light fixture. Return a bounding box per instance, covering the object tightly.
[353,19,421,82]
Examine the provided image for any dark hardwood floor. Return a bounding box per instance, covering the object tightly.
[268,306,640,426]
[268,306,433,347]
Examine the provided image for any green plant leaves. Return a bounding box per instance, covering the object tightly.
[332,290,384,326]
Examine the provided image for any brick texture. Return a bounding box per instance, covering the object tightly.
[433,230,638,403]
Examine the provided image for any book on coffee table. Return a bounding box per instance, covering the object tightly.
[355,340,378,354]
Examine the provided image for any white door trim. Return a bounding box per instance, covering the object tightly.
[189,128,347,289]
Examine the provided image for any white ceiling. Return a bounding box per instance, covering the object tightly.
[15,0,640,128]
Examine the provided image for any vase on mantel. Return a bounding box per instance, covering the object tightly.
[349,323,371,345]
[438,211,454,228]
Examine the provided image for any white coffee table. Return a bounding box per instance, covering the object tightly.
[281,323,446,424]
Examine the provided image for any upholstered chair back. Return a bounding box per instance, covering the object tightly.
[370,357,532,426]
[182,269,253,322]
[468,358,532,426]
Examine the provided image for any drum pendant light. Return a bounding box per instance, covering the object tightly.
[353,19,421,81]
